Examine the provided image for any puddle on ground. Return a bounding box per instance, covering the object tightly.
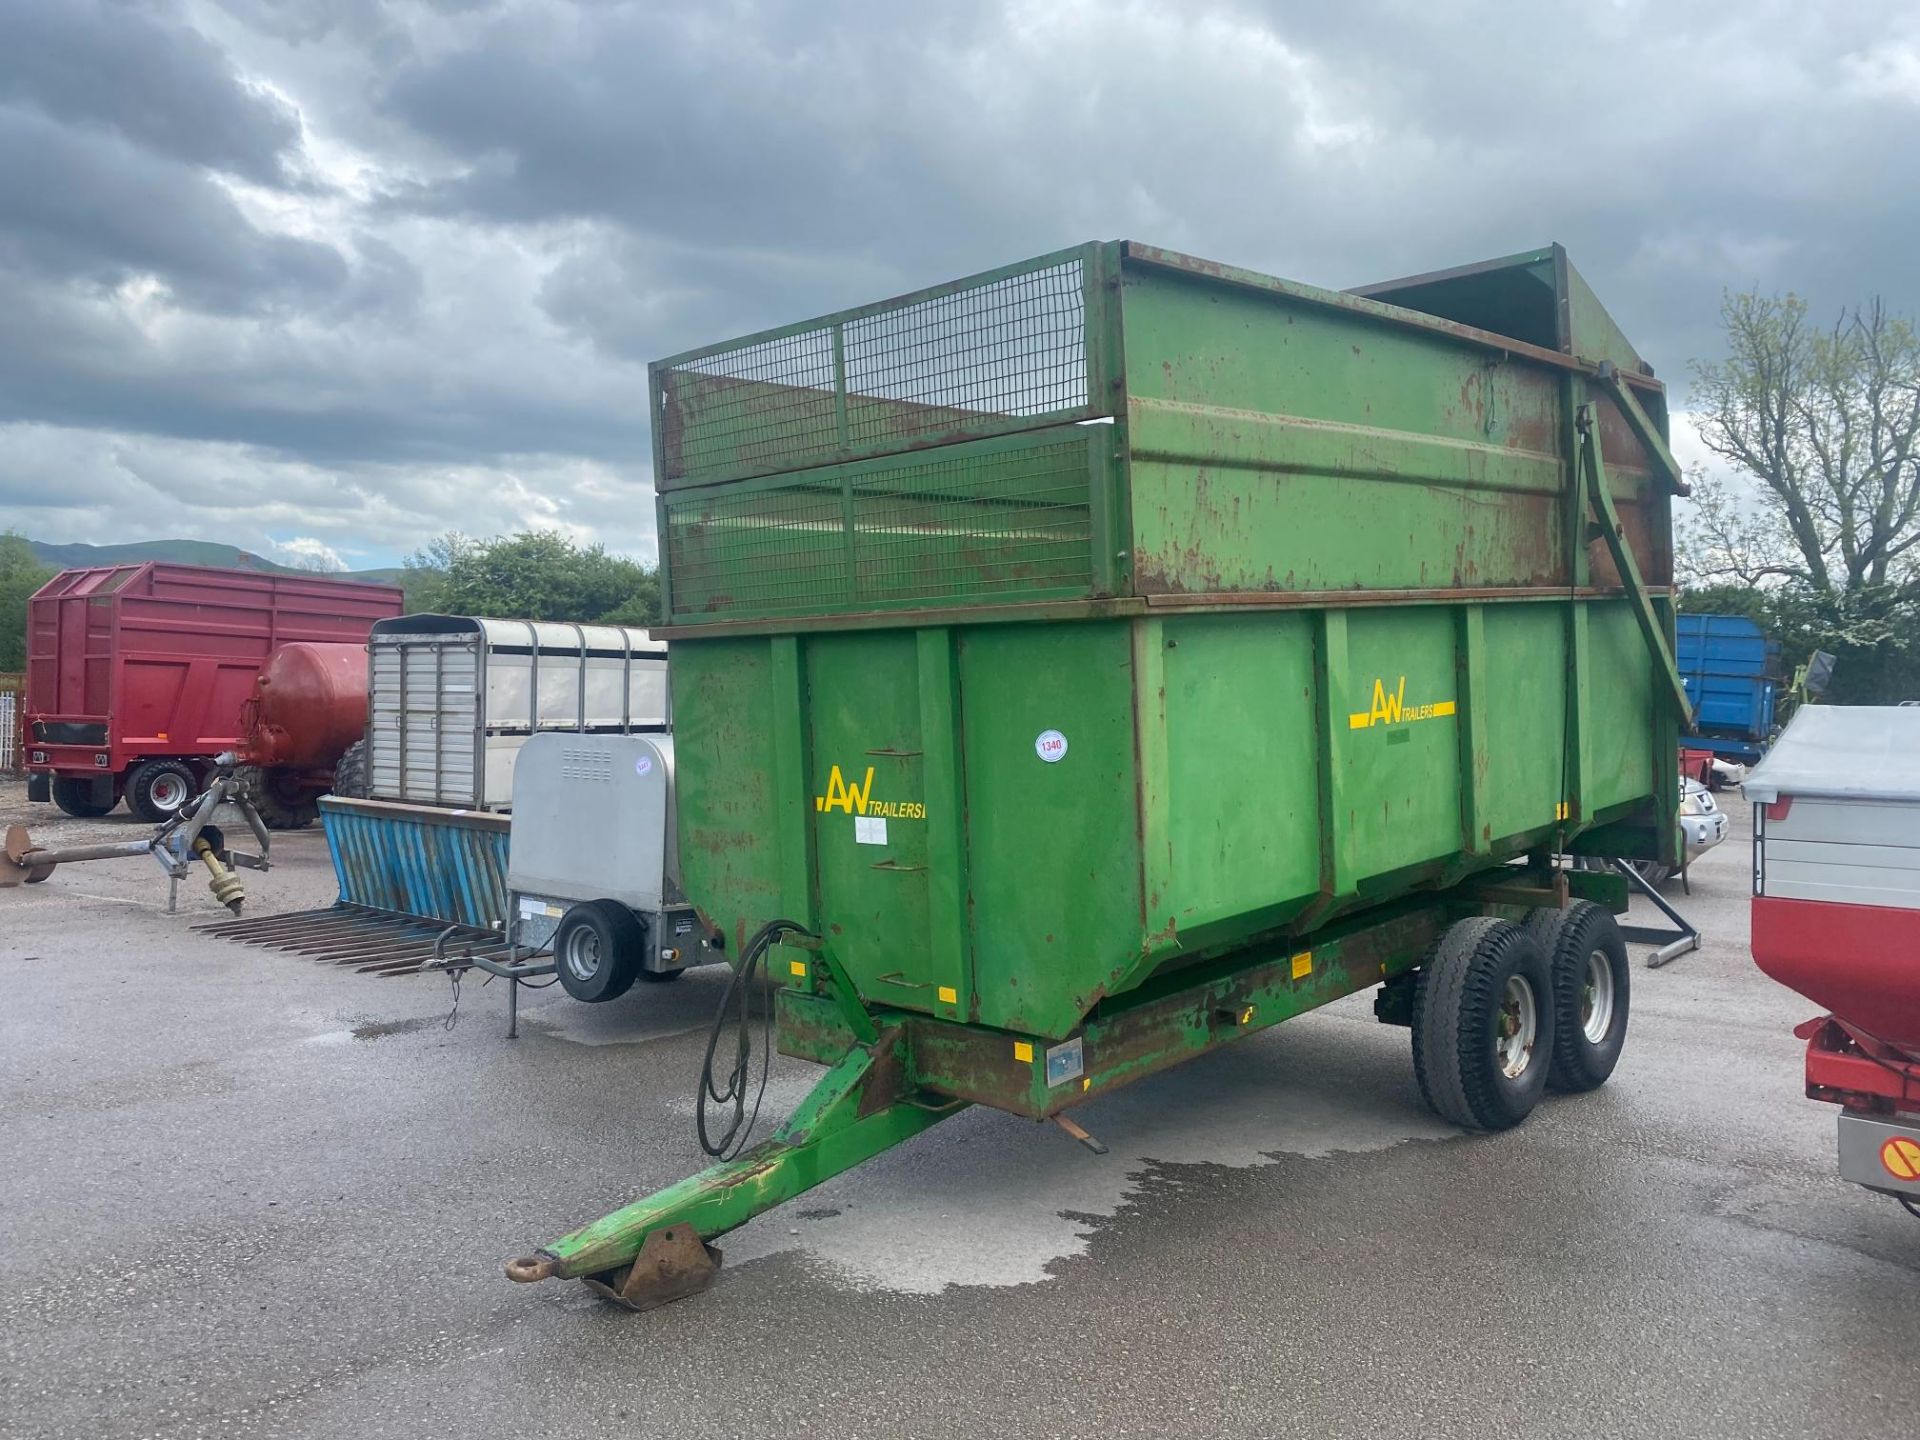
[350,1016,440,1041]
[718,1012,1457,1296]
[304,1016,443,1045]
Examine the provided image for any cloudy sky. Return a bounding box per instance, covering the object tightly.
[2,0,1917,571]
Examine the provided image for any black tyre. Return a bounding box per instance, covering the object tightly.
[126,759,198,823]
[51,776,116,818]
[236,766,319,830]
[553,901,644,1004]
[1413,917,1555,1132]
[1524,901,1630,1093]
[330,739,369,800]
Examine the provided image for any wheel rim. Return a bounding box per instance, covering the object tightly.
[1581,948,1615,1044]
[1496,975,1538,1079]
[149,773,189,812]
[562,927,601,982]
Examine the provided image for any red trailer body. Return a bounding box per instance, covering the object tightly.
[1746,707,1920,1216]
[24,563,402,821]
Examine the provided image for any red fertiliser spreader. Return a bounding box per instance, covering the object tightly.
[1746,706,1920,1217]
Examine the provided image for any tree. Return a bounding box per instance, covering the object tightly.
[0,532,52,672]
[1680,290,1920,703]
[399,532,473,613]
[400,530,661,625]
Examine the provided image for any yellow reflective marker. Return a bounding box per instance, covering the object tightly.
[1013,1041,1034,1064]
[789,959,808,979]
[1291,952,1312,980]
[1237,1005,1255,1025]
[1555,801,1570,821]
[1882,1136,1920,1180]
[937,985,957,1005]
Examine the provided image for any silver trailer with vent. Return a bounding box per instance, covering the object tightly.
[365,615,668,811]
[506,731,719,1004]
[424,730,722,1032]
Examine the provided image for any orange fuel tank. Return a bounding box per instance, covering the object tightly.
[239,641,368,770]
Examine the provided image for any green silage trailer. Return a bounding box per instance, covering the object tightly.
[509,241,1690,1309]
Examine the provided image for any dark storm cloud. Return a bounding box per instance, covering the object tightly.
[0,0,358,316]
[2,0,1918,565]
[0,106,347,312]
[373,0,1920,381]
[0,0,304,185]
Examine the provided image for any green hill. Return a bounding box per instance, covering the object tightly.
[26,539,402,585]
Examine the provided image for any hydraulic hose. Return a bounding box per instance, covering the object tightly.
[697,919,814,1160]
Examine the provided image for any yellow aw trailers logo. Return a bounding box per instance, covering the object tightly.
[814,764,926,820]
[1348,676,1456,731]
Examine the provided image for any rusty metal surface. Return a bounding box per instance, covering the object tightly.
[1128,241,1666,394]
[580,1224,723,1312]
[195,903,511,977]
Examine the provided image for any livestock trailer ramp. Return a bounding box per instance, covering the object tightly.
[509,241,1690,1309]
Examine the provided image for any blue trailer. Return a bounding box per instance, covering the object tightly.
[1676,613,1778,765]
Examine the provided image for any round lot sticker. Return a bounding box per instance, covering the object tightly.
[1035,729,1068,763]
[635,755,653,776]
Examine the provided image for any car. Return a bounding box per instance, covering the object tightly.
[1579,775,1728,887]
[1678,775,1729,866]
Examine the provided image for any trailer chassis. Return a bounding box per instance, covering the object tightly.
[509,865,1619,1309]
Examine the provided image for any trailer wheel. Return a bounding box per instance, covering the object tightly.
[1524,902,1629,1093]
[236,767,319,830]
[553,901,644,1004]
[330,740,369,800]
[126,760,197,823]
[1413,917,1554,1132]
[51,776,116,819]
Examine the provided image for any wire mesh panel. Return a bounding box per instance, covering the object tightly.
[0,692,14,772]
[655,245,1106,488]
[849,438,1093,605]
[657,328,840,488]
[664,480,851,621]
[841,261,1089,446]
[664,427,1105,621]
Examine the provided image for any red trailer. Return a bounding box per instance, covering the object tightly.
[23,564,402,822]
[1746,706,1920,1219]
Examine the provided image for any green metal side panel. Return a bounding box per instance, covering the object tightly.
[667,637,788,949]
[957,622,1142,1031]
[1332,608,1467,882]
[802,632,947,1016]
[1583,601,1657,814]
[1153,612,1320,944]
[1475,603,1568,842]
[1121,264,1565,594]
[672,597,1660,1044]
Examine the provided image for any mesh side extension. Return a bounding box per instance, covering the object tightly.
[665,429,1103,621]
[656,247,1101,487]
[658,329,840,488]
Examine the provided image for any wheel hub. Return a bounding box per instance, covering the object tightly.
[1496,975,1538,1078]
[1581,947,1615,1044]
[563,927,602,982]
